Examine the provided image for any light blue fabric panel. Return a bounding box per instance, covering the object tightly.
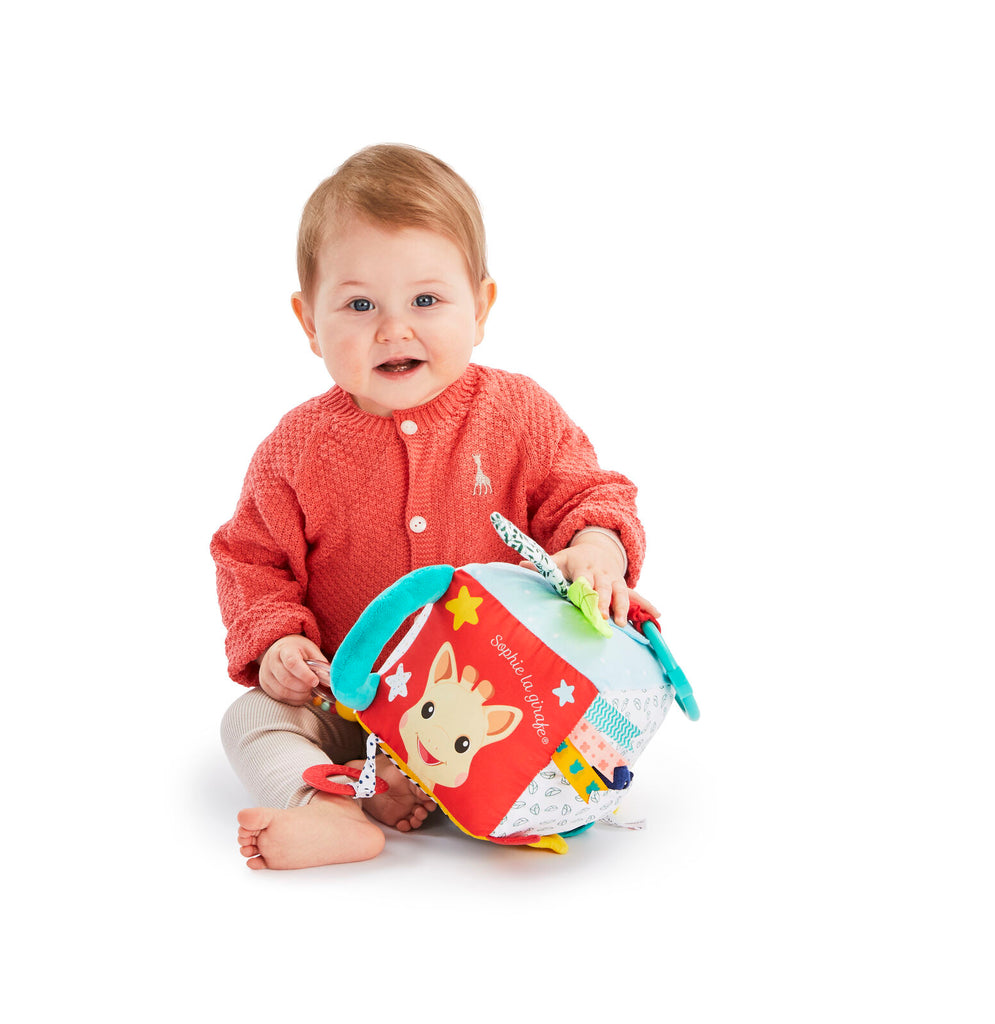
[460,563,664,694]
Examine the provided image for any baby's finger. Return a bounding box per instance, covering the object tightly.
[628,588,661,620]
[281,646,321,684]
[278,676,312,704]
[262,670,307,705]
[610,580,631,625]
[593,573,615,622]
[270,659,315,705]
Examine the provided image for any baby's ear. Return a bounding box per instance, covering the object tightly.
[474,278,497,346]
[291,292,320,355]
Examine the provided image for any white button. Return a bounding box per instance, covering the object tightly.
[409,516,427,533]
[400,420,418,435]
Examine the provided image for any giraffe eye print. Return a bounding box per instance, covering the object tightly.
[421,701,435,719]
[455,736,470,754]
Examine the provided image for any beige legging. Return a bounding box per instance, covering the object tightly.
[220,687,367,808]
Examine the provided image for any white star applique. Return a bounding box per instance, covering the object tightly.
[552,679,575,706]
[384,664,412,702]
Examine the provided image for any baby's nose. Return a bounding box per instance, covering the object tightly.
[375,314,414,343]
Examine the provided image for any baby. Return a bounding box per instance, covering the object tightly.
[212,144,651,869]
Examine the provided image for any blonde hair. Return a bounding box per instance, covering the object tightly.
[296,144,488,298]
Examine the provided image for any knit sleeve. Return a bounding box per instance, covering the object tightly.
[210,422,322,687]
[522,384,646,587]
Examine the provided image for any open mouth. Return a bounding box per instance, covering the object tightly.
[377,358,423,374]
[417,737,444,767]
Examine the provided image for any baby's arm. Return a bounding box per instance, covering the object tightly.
[258,635,327,705]
[515,384,656,624]
[212,413,338,689]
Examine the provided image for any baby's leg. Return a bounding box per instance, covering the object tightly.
[220,688,432,869]
[221,686,367,808]
[222,688,382,868]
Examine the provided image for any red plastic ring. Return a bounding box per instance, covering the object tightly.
[302,763,389,796]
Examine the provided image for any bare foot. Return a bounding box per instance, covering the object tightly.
[236,792,385,870]
[359,755,437,833]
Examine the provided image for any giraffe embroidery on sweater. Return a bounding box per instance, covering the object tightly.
[472,454,493,495]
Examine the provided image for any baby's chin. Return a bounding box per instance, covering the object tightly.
[350,361,464,416]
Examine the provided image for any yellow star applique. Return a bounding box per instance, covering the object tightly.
[445,585,484,631]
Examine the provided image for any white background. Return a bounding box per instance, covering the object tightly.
[3,1,991,1020]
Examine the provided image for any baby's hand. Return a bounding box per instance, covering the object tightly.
[550,537,629,625]
[521,531,639,626]
[258,635,327,705]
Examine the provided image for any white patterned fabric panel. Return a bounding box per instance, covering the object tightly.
[489,767,622,838]
[488,685,672,839]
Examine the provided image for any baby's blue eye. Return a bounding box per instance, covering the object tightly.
[414,295,437,307]
[349,298,373,312]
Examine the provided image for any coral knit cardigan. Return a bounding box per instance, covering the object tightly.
[212,364,645,687]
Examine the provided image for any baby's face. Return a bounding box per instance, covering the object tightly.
[295,217,494,416]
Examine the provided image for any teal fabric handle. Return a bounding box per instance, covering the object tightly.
[642,621,700,721]
[331,564,456,711]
